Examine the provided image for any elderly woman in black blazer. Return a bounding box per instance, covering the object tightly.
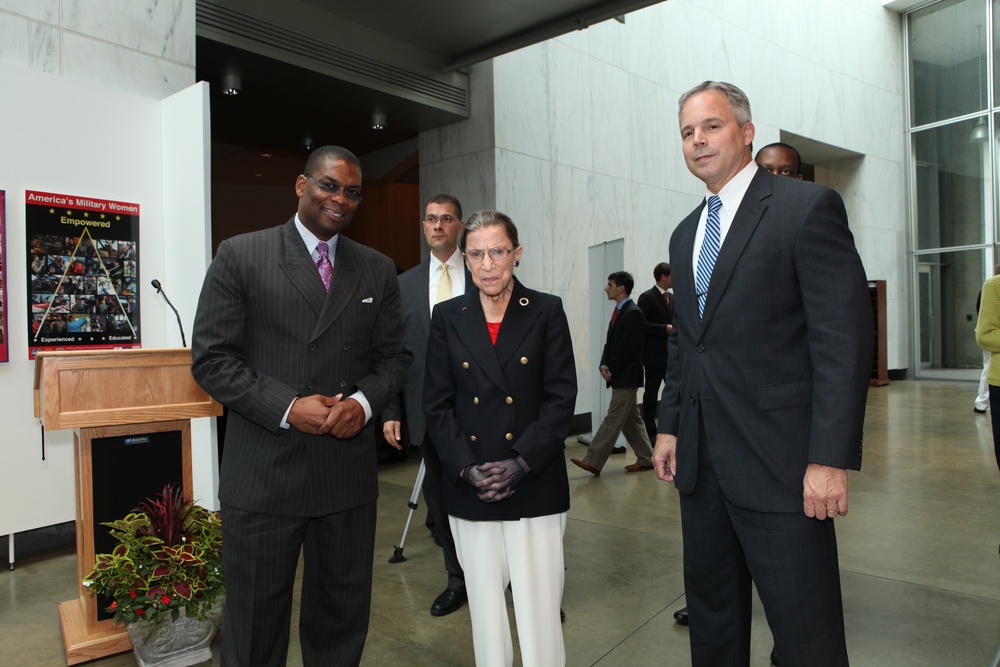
[423,210,577,667]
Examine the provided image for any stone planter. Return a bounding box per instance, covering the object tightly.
[125,601,224,667]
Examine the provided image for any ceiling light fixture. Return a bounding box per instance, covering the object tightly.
[221,73,241,96]
[371,112,387,130]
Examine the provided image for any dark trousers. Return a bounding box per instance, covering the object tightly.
[990,384,1000,471]
[642,364,666,441]
[421,437,466,592]
[680,414,848,667]
[220,502,376,667]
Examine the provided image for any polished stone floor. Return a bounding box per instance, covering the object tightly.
[3,380,1000,666]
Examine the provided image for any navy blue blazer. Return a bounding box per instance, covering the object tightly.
[423,277,578,521]
[659,168,873,512]
[600,298,645,389]
[637,285,674,368]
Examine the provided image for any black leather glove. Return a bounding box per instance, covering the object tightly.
[462,463,489,487]
[475,457,529,502]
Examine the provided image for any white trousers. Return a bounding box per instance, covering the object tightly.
[978,349,991,411]
[449,513,567,667]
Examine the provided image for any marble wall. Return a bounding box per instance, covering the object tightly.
[0,0,195,99]
[420,0,907,414]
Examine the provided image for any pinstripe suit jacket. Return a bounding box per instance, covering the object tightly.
[192,218,412,516]
[382,258,474,445]
[659,168,872,512]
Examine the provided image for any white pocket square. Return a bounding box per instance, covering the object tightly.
[362,297,374,303]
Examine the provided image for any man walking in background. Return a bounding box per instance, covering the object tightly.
[572,271,655,476]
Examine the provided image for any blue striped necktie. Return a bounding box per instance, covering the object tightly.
[695,195,722,318]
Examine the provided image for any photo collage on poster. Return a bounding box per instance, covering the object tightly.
[26,191,139,358]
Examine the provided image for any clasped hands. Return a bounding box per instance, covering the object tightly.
[463,457,528,502]
[288,393,365,439]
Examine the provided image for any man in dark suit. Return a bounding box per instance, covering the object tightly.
[653,82,872,667]
[192,146,412,667]
[383,193,471,617]
[571,271,655,475]
[636,262,674,444]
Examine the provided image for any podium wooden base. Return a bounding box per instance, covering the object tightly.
[58,597,132,665]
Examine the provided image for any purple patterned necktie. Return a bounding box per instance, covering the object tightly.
[316,241,333,291]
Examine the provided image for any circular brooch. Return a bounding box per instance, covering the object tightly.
[519,297,529,306]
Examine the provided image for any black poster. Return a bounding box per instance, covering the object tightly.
[25,190,140,359]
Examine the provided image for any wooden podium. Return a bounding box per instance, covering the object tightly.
[33,348,222,665]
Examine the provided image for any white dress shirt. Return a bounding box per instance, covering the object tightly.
[691,161,759,277]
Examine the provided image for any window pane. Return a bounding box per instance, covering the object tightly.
[915,249,986,371]
[914,119,989,250]
[910,0,987,126]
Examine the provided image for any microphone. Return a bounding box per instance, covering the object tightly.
[151,279,187,347]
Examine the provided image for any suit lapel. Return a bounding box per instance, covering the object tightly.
[675,208,702,330]
[699,170,772,328]
[452,291,510,392]
[278,219,328,317]
[312,236,362,341]
[417,260,432,337]
[493,279,541,369]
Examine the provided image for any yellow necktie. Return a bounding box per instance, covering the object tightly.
[436,264,452,304]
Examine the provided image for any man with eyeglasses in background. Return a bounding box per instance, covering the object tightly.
[383,194,472,617]
[192,146,411,666]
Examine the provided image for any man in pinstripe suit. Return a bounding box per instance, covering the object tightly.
[192,146,411,666]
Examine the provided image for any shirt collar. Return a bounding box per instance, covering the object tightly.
[294,213,339,257]
[705,160,758,211]
[434,247,463,273]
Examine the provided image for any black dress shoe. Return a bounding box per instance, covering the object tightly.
[770,646,778,665]
[611,446,626,454]
[430,588,467,617]
[673,607,689,625]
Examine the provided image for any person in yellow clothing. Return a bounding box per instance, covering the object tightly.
[975,267,1000,471]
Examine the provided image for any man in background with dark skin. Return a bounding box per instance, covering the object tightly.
[192,146,411,666]
[754,142,804,180]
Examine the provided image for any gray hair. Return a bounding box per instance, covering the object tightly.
[678,81,752,126]
[459,210,520,252]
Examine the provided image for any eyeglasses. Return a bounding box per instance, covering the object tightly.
[423,214,459,225]
[305,174,363,204]
[464,247,516,263]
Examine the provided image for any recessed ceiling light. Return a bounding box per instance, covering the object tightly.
[221,73,241,96]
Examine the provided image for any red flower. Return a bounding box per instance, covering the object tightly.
[135,609,145,616]
[130,590,137,599]
[160,595,171,605]
[109,601,117,610]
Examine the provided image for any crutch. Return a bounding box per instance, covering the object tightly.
[388,459,426,563]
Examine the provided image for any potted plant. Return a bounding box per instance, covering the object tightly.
[83,483,225,667]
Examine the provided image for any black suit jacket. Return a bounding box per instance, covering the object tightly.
[383,258,474,445]
[637,285,674,368]
[191,219,412,516]
[423,278,577,521]
[600,298,645,389]
[659,168,873,513]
